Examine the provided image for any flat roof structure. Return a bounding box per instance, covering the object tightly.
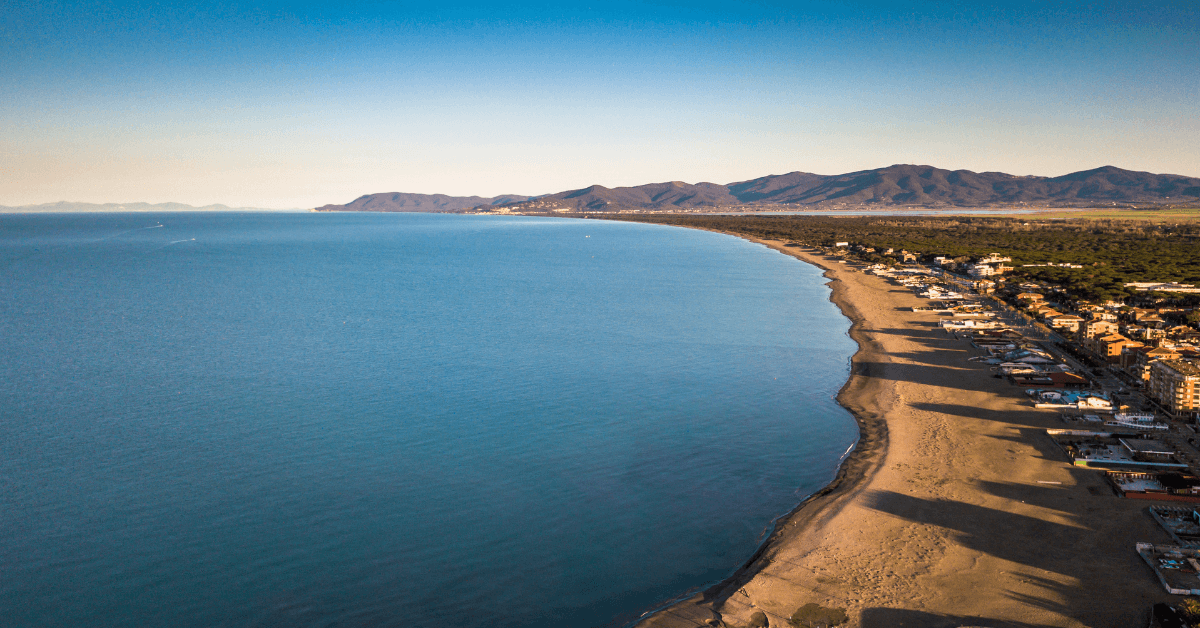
[1137,543,1200,595]
[1164,360,1200,377]
[1109,472,1200,503]
[1122,439,1178,457]
[1047,430,1189,470]
[1149,506,1200,546]
[1117,475,1167,492]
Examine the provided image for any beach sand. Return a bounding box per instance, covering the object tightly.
[635,236,1176,628]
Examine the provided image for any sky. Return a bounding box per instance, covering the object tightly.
[2,0,1198,208]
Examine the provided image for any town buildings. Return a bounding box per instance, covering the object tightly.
[1149,360,1200,420]
[1123,346,1183,383]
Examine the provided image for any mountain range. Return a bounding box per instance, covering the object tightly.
[312,192,531,213]
[314,165,1200,213]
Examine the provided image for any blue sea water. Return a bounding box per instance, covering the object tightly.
[0,212,858,628]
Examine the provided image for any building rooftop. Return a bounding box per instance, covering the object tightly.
[1113,475,1166,492]
[1122,438,1177,457]
[1161,360,1200,377]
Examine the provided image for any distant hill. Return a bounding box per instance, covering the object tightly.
[314,165,1200,213]
[727,171,828,203]
[778,165,1028,206]
[524,181,739,211]
[775,165,1200,206]
[313,192,532,213]
[0,201,292,213]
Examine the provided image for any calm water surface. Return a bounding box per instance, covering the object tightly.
[0,213,857,627]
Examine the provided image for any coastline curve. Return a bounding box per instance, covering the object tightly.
[632,233,893,628]
[624,224,1171,628]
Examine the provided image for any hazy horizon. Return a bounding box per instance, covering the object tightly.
[7,161,1200,212]
[4,1,1198,208]
[0,200,304,212]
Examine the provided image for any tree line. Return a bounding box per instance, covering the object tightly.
[582,214,1200,303]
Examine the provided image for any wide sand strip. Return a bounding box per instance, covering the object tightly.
[636,236,1176,628]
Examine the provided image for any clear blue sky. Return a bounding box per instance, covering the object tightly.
[3,0,1198,207]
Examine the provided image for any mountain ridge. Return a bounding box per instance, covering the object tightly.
[314,165,1200,213]
[312,192,533,213]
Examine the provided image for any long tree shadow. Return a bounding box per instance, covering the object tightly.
[866,327,952,340]
[860,607,1051,628]
[862,488,1170,626]
[982,429,1072,463]
[862,489,1088,579]
[988,427,1084,461]
[859,327,993,354]
[850,363,1003,394]
[884,350,986,364]
[908,402,1049,428]
[973,479,1091,514]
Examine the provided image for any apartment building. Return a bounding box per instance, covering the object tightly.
[1149,359,1200,420]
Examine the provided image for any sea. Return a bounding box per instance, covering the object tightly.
[0,212,858,628]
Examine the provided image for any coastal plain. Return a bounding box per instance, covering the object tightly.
[637,237,1176,628]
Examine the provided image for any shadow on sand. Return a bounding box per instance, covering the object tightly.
[861,487,1169,626]
[860,607,1052,628]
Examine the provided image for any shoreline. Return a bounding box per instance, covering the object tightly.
[630,236,894,628]
[633,229,1174,628]
[628,235,889,628]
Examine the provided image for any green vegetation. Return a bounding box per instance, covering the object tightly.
[789,603,847,627]
[589,214,1200,303]
[1178,599,1200,624]
[1025,207,1200,221]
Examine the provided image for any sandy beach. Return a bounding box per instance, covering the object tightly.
[635,235,1177,628]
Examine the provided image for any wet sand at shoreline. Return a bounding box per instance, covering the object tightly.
[636,236,1175,628]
